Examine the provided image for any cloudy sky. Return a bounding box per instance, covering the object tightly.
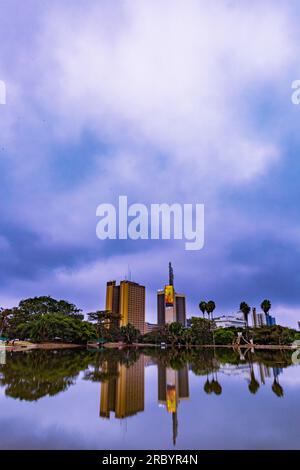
[1,0,300,326]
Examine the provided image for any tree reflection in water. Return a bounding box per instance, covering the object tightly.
[0,347,291,403]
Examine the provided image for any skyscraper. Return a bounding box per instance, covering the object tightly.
[157,262,186,326]
[105,280,145,334]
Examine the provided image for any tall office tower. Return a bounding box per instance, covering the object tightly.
[106,280,120,314]
[157,262,186,326]
[252,307,258,327]
[100,356,145,419]
[257,313,265,327]
[105,280,145,334]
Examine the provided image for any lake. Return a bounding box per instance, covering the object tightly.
[0,347,299,449]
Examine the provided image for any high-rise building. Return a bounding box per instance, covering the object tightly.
[100,356,145,419]
[257,313,265,327]
[157,262,186,326]
[105,280,145,334]
[266,313,276,326]
[252,307,258,328]
[256,312,276,327]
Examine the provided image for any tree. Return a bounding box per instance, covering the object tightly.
[17,313,96,344]
[87,310,120,342]
[206,301,216,320]
[120,324,140,344]
[166,322,184,347]
[18,296,83,318]
[261,299,271,322]
[189,317,213,345]
[240,302,251,328]
[199,301,207,318]
[214,328,235,345]
[181,328,193,348]
[0,308,11,337]
[3,296,84,340]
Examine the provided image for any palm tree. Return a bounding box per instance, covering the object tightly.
[206,301,216,320]
[199,301,207,318]
[239,302,250,328]
[261,299,271,323]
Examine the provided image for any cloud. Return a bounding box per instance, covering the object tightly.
[0,0,300,325]
[35,0,293,182]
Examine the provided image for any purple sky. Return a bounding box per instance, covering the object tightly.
[1,0,300,326]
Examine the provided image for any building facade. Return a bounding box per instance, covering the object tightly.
[105,280,146,334]
[214,315,246,329]
[157,262,186,326]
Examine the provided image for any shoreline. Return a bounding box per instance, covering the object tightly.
[0,341,297,352]
[0,341,83,352]
[97,342,298,351]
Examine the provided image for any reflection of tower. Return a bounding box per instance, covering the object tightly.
[157,263,186,326]
[100,356,145,419]
[258,363,265,385]
[158,364,189,445]
[100,361,118,418]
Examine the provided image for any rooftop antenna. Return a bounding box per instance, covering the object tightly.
[127,264,132,282]
[169,261,174,286]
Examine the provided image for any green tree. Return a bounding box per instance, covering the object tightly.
[0,308,11,337]
[167,322,184,346]
[87,310,120,343]
[17,313,96,344]
[214,328,235,345]
[199,301,207,318]
[3,296,84,340]
[206,301,216,320]
[18,296,83,318]
[261,299,272,323]
[189,317,213,345]
[240,302,251,328]
[120,324,140,344]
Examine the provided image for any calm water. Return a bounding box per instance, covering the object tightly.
[0,347,299,450]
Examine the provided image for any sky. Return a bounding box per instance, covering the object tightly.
[1,0,300,326]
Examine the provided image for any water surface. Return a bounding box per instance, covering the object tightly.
[0,347,299,449]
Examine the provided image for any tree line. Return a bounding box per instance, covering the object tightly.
[0,296,299,346]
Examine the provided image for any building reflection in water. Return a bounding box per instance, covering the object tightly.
[158,364,189,445]
[100,355,145,419]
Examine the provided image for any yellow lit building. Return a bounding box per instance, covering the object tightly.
[105,280,145,334]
